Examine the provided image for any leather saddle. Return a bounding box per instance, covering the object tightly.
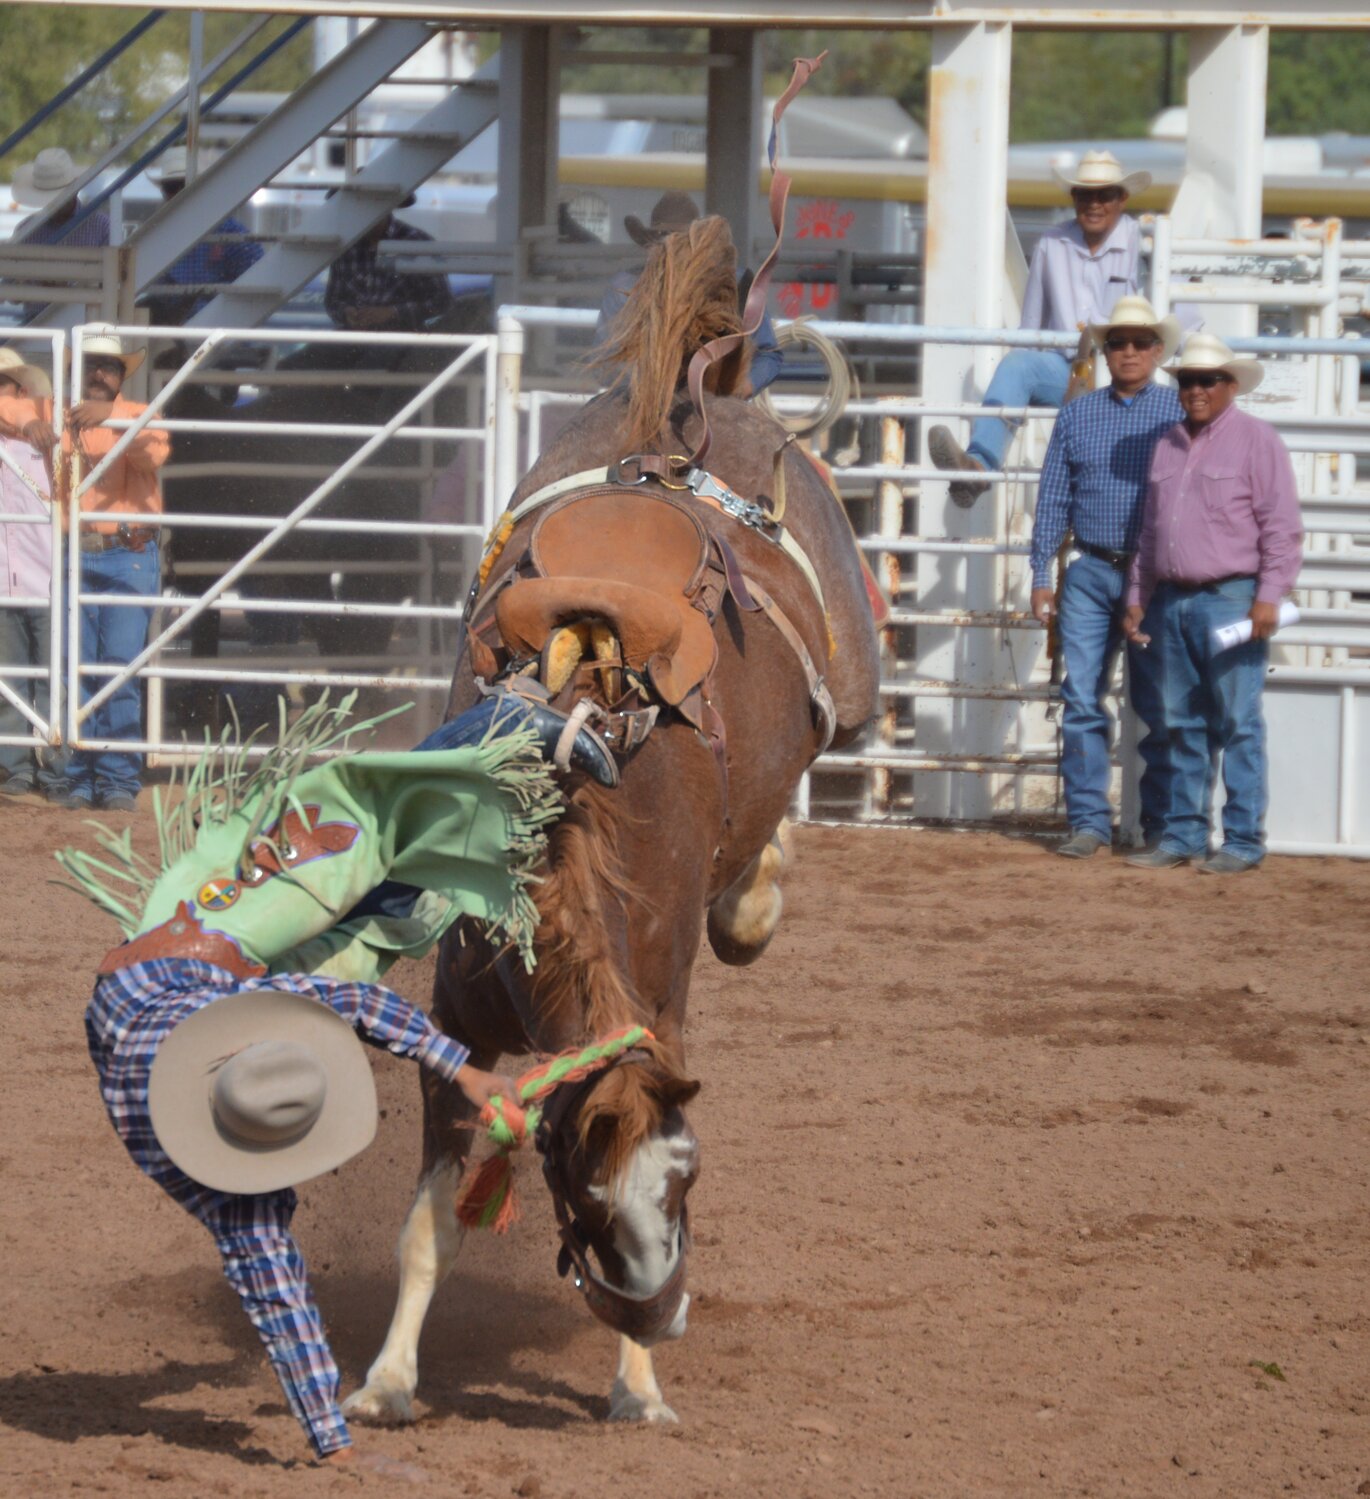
[485,488,722,709]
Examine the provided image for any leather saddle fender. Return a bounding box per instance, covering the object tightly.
[481,488,722,711]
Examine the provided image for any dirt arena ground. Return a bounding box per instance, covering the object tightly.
[2,802,1367,1498]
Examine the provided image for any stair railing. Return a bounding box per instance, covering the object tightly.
[17,15,312,246]
[0,10,167,169]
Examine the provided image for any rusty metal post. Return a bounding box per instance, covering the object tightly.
[871,407,904,816]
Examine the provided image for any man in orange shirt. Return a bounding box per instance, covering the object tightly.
[1,327,170,811]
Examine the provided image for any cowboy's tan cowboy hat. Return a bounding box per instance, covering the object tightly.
[73,324,146,379]
[148,989,378,1194]
[624,190,701,248]
[1171,330,1264,394]
[1089,294,1182,362]
[0,346,53,398]
[1052,149,1151,197]
[13,147,81,208]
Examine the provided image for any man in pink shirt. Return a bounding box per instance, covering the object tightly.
[0,349,67,801]
[1122,333,1303,873]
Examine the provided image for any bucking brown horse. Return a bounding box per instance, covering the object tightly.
[344,212,879,1428]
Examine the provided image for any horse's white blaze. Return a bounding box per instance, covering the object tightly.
[343,1162,464,1425]
[589,1129,695,1348]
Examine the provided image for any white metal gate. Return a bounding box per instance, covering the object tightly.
[0,323,501,770]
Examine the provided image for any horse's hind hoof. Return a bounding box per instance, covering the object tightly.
[608,1393,680,1425]
[341,1381,418,1426]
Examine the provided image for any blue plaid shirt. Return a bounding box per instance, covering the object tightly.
[17,208,112,247]
[13,208,114,321]
[85,957,470,1457]
[1030,380,1183,589]
[148,215,263,313]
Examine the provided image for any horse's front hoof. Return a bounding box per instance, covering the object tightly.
[607,1391,679,1425]
[342,1379,418,1426]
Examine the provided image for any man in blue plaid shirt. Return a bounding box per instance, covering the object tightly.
[71,691,617,1475]
[1029,295,1183,858]
[140,149,263,324]
[85,960,510,1474]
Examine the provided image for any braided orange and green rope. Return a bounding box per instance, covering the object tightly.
[456,1024,654,1233]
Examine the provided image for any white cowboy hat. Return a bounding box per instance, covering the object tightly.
[148,145,205,184]
[1088,294,1182,362]
[76,323,146,379]
[148,989,379,1194]
[1052,149,1151,197]
[1171,330,1264,394]
[13,147,81,208]
[0,346,52,398]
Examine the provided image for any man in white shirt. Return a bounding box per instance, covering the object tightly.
[929,150,1149,507]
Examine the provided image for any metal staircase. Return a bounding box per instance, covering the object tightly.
[187,52,500,329]
[129,17,436,324]
[13,15,499,333]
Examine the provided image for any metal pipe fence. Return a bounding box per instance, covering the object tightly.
[496,304,1370,855]
[5,306,1367,855]
[0,325,493,766]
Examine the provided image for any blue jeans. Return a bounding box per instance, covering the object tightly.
[967,349,1071,471]
[68,542,160,802]
[1151,578,1268,863]
[1058,553,1169,841]
[0,604,66,791]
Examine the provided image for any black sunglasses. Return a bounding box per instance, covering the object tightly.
[1176,371,1230,391]
[1104,334,1160,352]
[1072,188,1124,205]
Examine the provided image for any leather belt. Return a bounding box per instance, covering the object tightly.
[97,900,267,980]
[80,523,156,553]
[1160,573,1257,595]
[1076,539,1132,569]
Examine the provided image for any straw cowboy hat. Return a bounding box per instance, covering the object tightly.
[0,346,52,398]
[148,989,379,1194]
[1089,294,1182,362]
[1052,149,1151,197]
[13,147,81,208]
[1171,330,1264,394]
[624,190,701,247]
[74,324,146,379]
[148,145,217,185]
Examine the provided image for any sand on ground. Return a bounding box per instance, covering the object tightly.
[2,804,1367,1497]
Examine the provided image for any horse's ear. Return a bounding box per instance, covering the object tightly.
[660,1074,701,1110]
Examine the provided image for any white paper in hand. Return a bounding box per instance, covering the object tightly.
[1211,601,1300,652]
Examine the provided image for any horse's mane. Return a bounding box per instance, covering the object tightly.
[593,214,752,452]
[530,784,640,1040]
[530,785,691,1187]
